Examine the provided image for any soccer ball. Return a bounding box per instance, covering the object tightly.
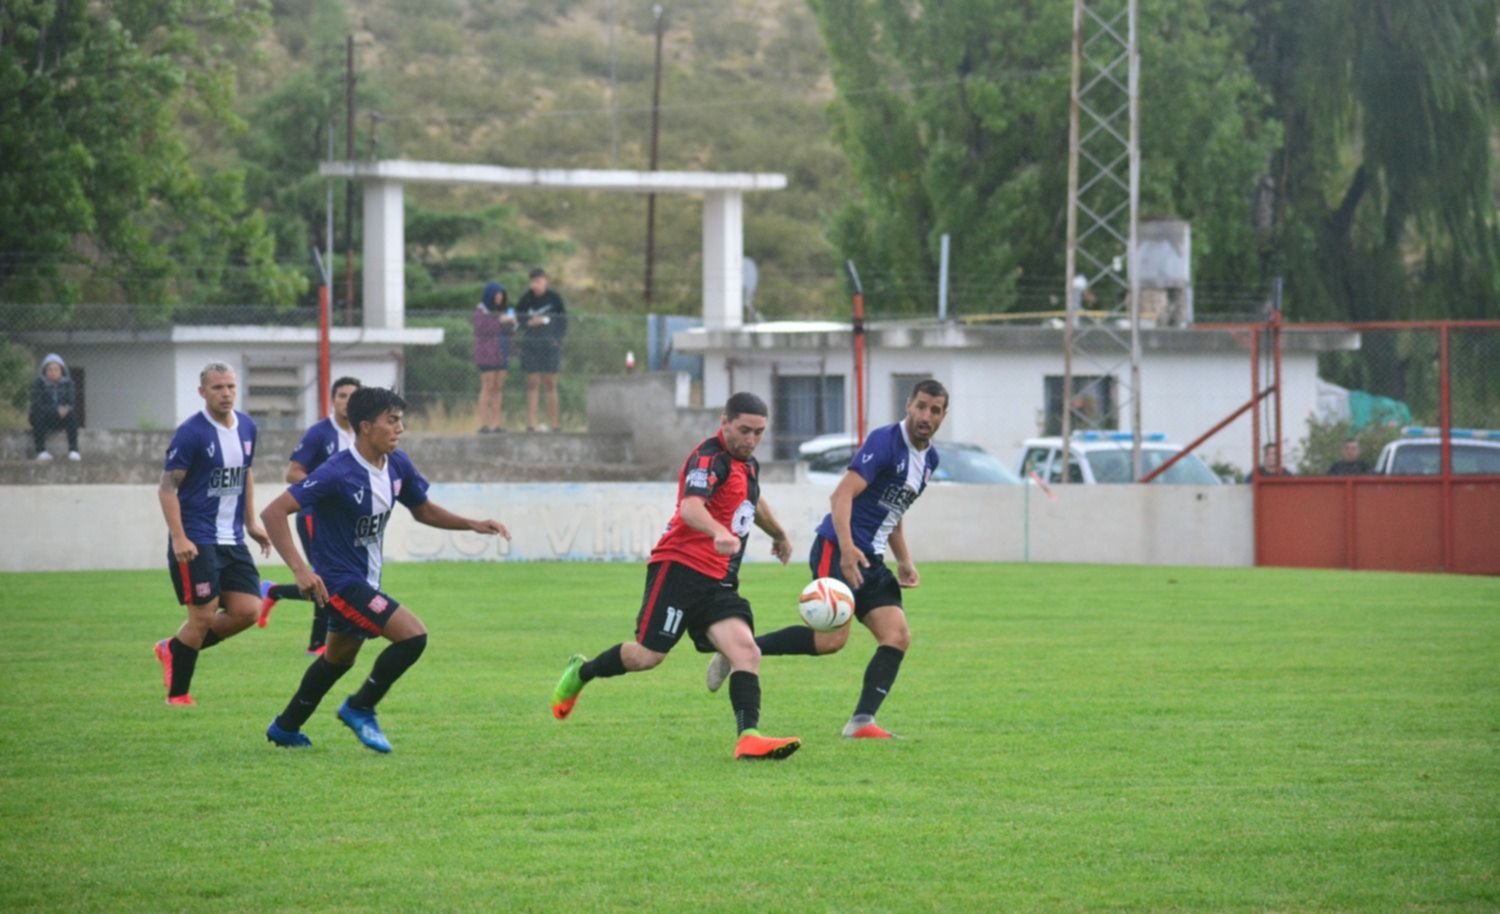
[798,577,855,632]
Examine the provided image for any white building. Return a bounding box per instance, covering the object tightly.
[673,320,1359,472]
[15,325,441,431]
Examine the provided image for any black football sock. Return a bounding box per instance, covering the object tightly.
[269,584,306,601]
[309,603,329,648]
[755,625,819,656]
[199,630,223,650]
[167,637,199,697]
[348,634,427,711]
[728,670,761,734]
[274,658,353,731]
[580,644,626,683]
[854,645,906,718]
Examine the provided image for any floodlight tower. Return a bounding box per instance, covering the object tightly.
[1061,0,1143,481]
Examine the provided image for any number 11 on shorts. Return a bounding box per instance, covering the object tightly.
[662,606,683,635]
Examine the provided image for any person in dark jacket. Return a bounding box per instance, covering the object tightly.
[472,281,516,434]
[1327,438,1371,475]
[514,268,567,432]
[30,353,80,461]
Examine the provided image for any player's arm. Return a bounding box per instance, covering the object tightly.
[260,488,327,605]
[888,519,919,588]
[409,500,510,539]
[285,461,309,484]
[753,498,793,565]
[679,496,740,556]
[158,469,196,563]
[242,469,271,556]
[830,470,871,587]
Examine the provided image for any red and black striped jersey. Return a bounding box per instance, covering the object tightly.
[650,433,760,581]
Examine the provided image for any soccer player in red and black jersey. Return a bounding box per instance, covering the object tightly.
[550,392,802,760]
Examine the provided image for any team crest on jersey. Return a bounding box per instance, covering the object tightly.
[369,594,390,614]
[353,488,364,504]
[243,440,253,457]
[206,443,215,458]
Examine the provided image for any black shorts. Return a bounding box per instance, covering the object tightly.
[521,338,561,374]
[808,535,902,621]
[326,582,403,640]
[633,561,753,654]
[167,543,261,607]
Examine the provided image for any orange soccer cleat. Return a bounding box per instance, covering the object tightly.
[734,731,801,761]
[154,639,173,690]
[165,694,196,707]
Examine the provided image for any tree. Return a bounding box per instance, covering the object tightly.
[0,0,304,323]
[808,0,1500,320]
[1249,0,1500,321]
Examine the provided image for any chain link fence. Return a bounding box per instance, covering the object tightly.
[1286,324,1500,476]
[1,301,652,441]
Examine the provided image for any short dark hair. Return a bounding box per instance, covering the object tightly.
[347,386,407,433]
[330,376,361,398]
[528,267,547,279]
[909,378,949,406]
[724,391,768,421]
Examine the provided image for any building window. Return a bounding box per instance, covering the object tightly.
[773,375,845,459]
[1044,375,1116,435]
[891,373,933,422]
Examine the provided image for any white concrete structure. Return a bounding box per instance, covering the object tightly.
[319,160,787,331]
[14,326,441,430]
[673,321,1359,473]
[0,481,1252,573]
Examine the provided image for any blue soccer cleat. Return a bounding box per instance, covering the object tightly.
[265,720,312,749]
[337,699,392,753]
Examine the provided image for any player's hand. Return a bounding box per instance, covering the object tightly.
[840,547,870,590]
[713,531,740,556]
[246,523,272,557]
[770,536,794,565]
[528,315,546,328]
[295,569,328,606]
[171,536,199,564]
[896,560,920,588]
[470,518,511,540]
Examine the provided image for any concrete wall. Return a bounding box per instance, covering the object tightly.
[587,373,718,471]
[0,481,1253,573]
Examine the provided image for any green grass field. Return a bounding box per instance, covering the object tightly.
[1,562,1497,913]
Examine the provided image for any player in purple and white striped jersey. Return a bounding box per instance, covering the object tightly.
[710,379,949,740]
[259,387,510,753]
[256,376,361,652]
[153,362,272,706]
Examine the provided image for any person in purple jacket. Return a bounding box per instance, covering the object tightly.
[473,281,516,434]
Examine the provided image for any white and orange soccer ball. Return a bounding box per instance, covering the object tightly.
[798,577,855,632]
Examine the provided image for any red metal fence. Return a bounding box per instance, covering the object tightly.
[1251,320,1500,575]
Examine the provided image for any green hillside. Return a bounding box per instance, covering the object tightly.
[247,0,849,319]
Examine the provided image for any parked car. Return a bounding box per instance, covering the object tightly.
[798,435,1021,485]
[1372,430,1500,475]
[1016,433,1223,484]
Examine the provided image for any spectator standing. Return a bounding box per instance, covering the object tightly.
[514,268,567,432]
[1327,438,1372,475]
[30,353,80,461]
[1256,442,1295,478]
[472,281,516,434]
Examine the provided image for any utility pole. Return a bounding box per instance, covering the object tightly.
[607,0,620,167]
[643,5,665,305]
[344,34,356,327]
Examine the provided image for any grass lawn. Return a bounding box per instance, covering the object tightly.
[1,562,1496,913]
